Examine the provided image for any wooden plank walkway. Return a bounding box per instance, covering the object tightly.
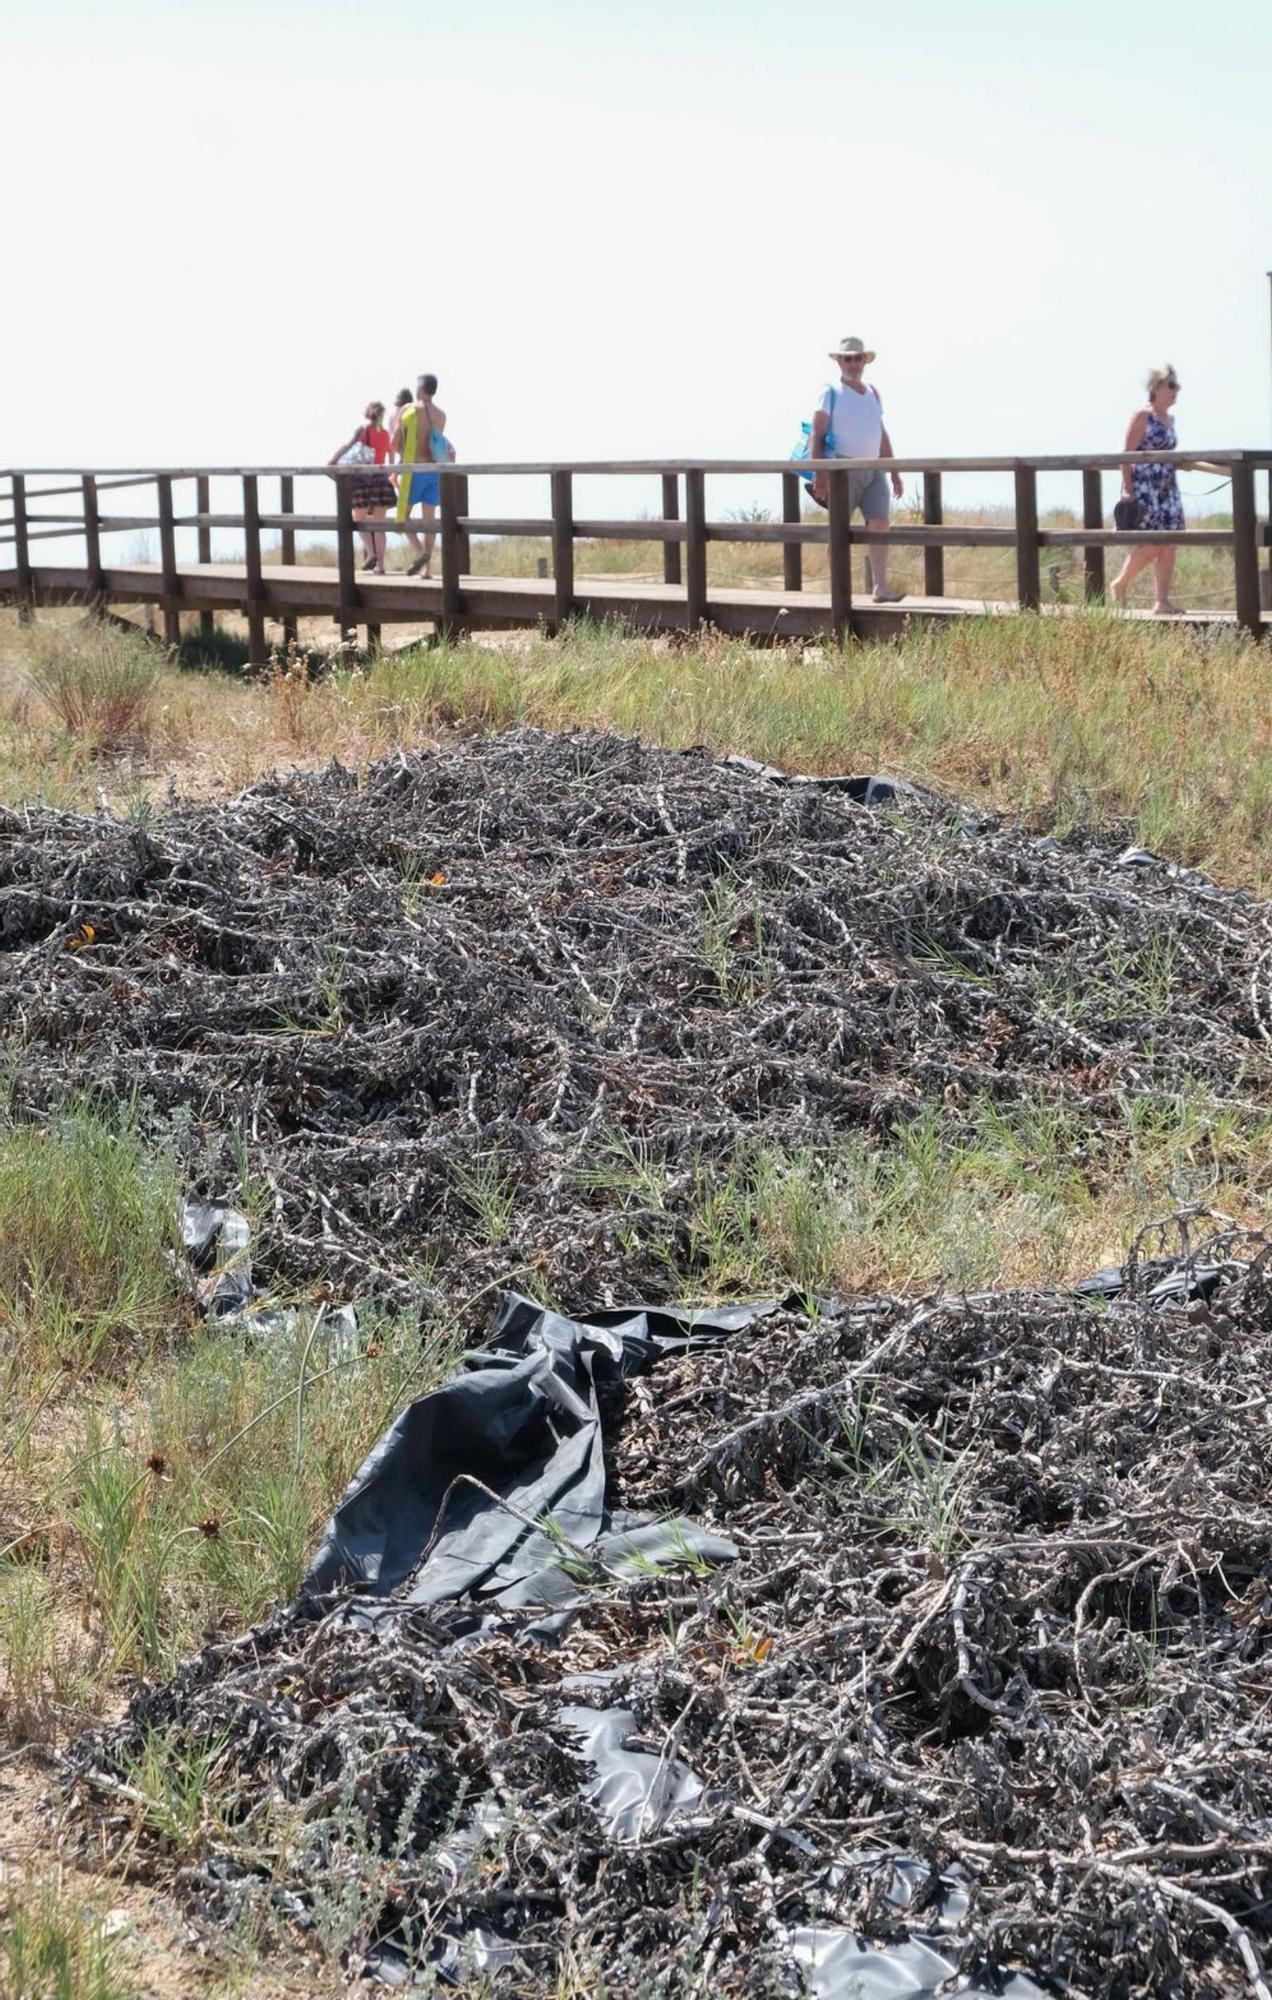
[0,561,1248,644]
[3,455,1268,651]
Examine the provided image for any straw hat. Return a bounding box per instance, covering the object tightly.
[829,335,876,363]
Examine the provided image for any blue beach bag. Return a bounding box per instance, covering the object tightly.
[791,385,837,498]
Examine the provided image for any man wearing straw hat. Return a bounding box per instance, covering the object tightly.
[810,337,905,604]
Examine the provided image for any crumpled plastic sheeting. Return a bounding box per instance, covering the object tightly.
[365,1927,518,1988]
[180,1199,254,1317]
[557,1703,703,1842]
[1073,1259,1223,1305]
[304,1293,763,1607]
[791,1855,1047,2000]
[179,1199,360,1353]
[791,1925,1049,2000]
[824,1850,970,1930]
[720,751,928,809]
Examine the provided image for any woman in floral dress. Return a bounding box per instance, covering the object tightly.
[1110,367,1186,615]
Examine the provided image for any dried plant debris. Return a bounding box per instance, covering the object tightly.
[10,731,1272,1993]
[64,1221,1272,1998]
[1,730,1269,1311]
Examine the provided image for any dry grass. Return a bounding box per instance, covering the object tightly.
[3,606,1270,886]
[22,622,162,751]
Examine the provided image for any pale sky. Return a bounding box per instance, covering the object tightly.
[3,0,1269,518]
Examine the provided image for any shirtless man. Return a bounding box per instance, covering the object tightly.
[391,373,449,578]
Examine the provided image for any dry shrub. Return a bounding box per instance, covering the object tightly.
[25,621,161,751]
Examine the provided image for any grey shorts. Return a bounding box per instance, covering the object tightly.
[847,469,890,522]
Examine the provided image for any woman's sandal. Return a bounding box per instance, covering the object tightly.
[406,555,427,576]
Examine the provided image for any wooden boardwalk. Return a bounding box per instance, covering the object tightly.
[1,558,1247,644]
[3,454,1269,654]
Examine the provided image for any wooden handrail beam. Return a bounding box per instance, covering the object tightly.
[6,451,1252,478]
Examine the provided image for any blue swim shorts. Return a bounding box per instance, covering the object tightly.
[407,471,441,509]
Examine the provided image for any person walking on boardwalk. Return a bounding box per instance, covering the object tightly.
[809,336,905,603]
[1110,367,1187,615]
[392,374,451,580]
[328,401,397,574]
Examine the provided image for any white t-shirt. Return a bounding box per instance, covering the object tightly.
[817,378,884,458]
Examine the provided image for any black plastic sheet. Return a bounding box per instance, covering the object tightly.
[305,1293,762,1607]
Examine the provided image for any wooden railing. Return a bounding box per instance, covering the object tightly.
[1,454,1269,644]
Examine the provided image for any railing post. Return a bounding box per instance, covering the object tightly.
[550,469,574,630]
[242,474,267,666]
[196,475,212,567]
[1231,454,1262,639]
[662,472,682,586]
[439,470,463,638]
[1014,462,1041,611]
[82,472,104,613]
[827,466,854,642]
[1082,467,1105,601]
[684,469,707,628]
[922,470,944,598]
[195,473,215,645]
[453,473,471,578]
[279,473,297,650]
[12,473,33,623]
[157,474,181,648]
[781,472,803,592]
[1265,467,1272,614]
[334,470,357,652]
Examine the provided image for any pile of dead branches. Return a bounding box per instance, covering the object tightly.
[0,731,1268,1308]
[65,1222,1272,1997]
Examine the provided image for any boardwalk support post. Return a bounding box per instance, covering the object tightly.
[440,472,463,639]
[662,473,682,587]
[454,473,471,579]
[1231,454,1262,639]
[242,474,267,667]
[685,469,707,628]
[1082,468,1105,601]
[12,474,32,624]
[196,475,215,645]
[782,472,803,593]
[827,466,854,643]
[923,471,944,598]
[1014,462,1041,611]
[334,472,357,653]
[279,474,298,652]
[157,474,181,648]
[550,470,574,631]
[82,473,104,615]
